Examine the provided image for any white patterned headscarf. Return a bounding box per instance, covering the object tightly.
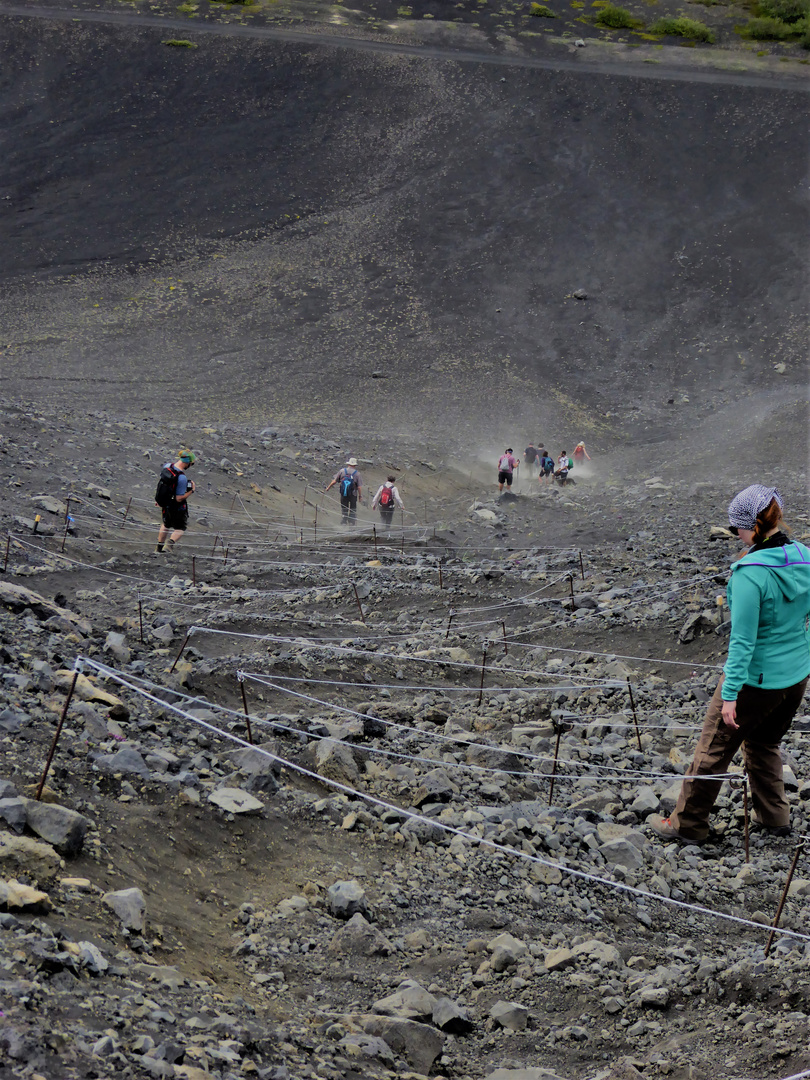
[727,485,783,531]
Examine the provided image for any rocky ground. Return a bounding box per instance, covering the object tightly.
[1,401,810,1080]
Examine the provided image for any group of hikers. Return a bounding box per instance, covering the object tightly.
[325,458,405,529]
[497,441,591,492]
[153,450,406,552]
[153,440,594,552]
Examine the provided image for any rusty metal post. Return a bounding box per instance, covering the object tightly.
[192,556,196,587]
[36,668,80,800]
[223,545,229,566]
[239,678,255,745]
[230,492,238,512]
[3,533,10,573]
[138,597,144,644]
[579,550,585,580]
[121,496,132,528]
[568,573,575,606]
[548,725,563,806]
[445,610,455,640]
[64,495,73,524]
[373,526,378,559]
[501,621,508,655]
[303,484,308,512]
[352,584,366,624]
[60,516,70,553]
[169,631,190,674]
[627,679,642,752]
[314,505,318,544]
[764,840,807,957]
[477,645,489,708]
[439,560,444,590]
[210,535,220,557]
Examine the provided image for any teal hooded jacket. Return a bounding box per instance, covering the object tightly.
[723,539,810,700]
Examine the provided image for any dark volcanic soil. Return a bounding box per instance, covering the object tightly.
[0,6,808,1080]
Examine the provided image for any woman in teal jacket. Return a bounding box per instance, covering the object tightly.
[651,485,810,844]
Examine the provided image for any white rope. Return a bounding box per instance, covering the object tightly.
[240,671,737,783]
[77,656,810,948]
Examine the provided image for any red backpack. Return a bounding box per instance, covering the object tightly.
[379,484,395,508]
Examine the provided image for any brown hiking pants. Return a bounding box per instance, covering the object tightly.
[670,675,808,842]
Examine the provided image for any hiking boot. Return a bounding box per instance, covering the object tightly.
[155,543,165,553]
[762,823,791,837]
[648,814,705,846]
[166,539,176,554]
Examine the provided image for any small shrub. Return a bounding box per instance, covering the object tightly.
[530,2,558,14]
[649,15,715,39]
[755,0,810,22]
[176,2,197,11]
[596,4,639,26]
[162,38,199,47]
[739,15,794,36]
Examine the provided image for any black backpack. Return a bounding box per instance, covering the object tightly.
[155,464,180,507]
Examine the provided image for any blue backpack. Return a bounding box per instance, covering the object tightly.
[340,469,358,498]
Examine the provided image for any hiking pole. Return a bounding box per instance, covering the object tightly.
[238,674,255,745]
[477,645,489,708]
[627,679,642,752]
[352,584,366,624]
[121,496,132,529]
[36,666,80,801]
[764,838,808,958]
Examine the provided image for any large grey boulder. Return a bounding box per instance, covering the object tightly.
[102,887,146,931]
[94,747,151,779]
[412,768,455,807]
[208,788,264,815]
[599,837,645,870]
[309,739,360,785]
[0,798,27,834]
[22,799,89,858]
[372,980,436,1020]
[358,1015,444,1074]
[327,913,394,956]
[490,1000,529,1031]
[0,834,62,884]
[326,879,372,921]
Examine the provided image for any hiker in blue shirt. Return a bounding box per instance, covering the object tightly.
[325,457,363,525]
[155,450,196,553]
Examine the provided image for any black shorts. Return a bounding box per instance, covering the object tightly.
[498,470,513,485]
[161,501,188,531]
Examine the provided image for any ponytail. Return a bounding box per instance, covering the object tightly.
[752,497,784,545]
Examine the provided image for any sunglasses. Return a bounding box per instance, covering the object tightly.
[728,525,739,536]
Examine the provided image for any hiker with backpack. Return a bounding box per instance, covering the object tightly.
[371,475,404,532]
[155,450,196,553]
[325,457,363,525]
[523,443,539,475]
[497,448,519,494]
[538,447,554,486]
[555,451,570,486]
